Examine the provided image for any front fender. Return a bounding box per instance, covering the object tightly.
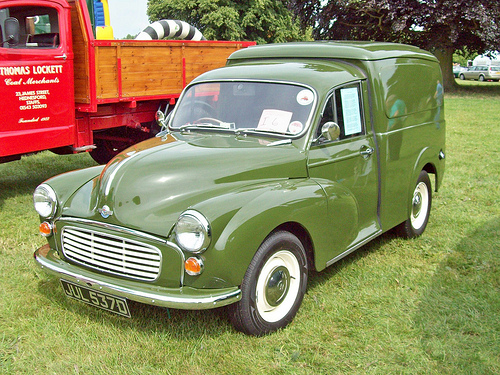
[188,179,327,288]
[39,165,105,219]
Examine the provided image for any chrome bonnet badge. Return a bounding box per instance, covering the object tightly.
[98,205,114,219]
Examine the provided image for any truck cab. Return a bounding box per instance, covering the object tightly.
[0,0,75,162]
[1,0,253,164]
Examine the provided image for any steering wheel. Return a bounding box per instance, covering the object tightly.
[194,117,224,125]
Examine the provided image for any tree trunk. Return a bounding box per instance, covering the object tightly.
[432,47,458,92]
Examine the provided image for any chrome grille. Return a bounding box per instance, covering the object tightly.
[61,226,161,281]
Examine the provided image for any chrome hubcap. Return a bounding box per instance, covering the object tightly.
[256,250,301,323]
[265,266,290,307]
[412,191,422,218]
[411,182,428,230]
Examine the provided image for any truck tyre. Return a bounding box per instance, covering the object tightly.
[397,170,432,238]
[90,138,127,164]
[229,231,308,336]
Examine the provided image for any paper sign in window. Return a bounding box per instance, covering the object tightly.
[257,109,293,133]
[340,87,362,136]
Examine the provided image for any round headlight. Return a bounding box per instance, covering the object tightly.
[33,184,58,218]
[175,210,211,253]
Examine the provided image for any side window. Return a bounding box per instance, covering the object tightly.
[1,6,60,48]
[317,83,365,140]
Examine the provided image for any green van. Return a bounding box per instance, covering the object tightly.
[33,42,446,335]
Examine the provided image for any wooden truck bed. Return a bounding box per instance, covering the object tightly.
[69,0,254,111]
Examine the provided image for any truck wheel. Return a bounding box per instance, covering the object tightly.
[229,231,308,336]
[90,138,128,164]
[397,170,432,238]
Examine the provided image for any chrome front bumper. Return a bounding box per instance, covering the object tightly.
[34,244,241,310]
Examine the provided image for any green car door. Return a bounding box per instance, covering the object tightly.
[308,81,380,265]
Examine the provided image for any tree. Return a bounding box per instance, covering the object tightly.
[147,0,310,44]
[287,0,500,91]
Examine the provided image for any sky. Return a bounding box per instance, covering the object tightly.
[108,0,150,38]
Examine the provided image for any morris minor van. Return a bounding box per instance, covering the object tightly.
[34,42,446,335]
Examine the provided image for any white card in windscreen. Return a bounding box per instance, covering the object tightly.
[257,109,293,133]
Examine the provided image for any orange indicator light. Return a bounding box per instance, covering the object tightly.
[39,222,53,237]
[185,257,203,276]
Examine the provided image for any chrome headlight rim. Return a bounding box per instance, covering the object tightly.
[33,183,58,219]
[174,210,211,254]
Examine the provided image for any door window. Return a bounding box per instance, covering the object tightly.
[317,83,365,140]
[1,6,60,48]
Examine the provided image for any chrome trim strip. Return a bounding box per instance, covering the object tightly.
[59,217,174,247]
[35,245,241,310]
[325,230,382,267]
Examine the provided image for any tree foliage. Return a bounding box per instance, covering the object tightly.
[287,0,500,90]
[146,0,310,44]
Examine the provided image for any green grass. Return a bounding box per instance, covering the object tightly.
[1,84,499,374]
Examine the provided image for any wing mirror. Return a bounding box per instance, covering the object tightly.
[313,121,340,144]
[321,122,341,141]
[156,110,167,128]
[4,17,20,46]
[155,103,172,131]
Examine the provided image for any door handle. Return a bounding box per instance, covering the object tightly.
[55,53,67,60]
[360,147,374,158]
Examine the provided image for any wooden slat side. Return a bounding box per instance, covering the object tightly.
[69,0,91,104]
[95,45,119,99]
[92,41,248,100]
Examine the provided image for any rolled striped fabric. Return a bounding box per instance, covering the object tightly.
[135,20,206,41]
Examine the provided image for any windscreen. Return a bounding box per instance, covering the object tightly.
[170,81,316,137]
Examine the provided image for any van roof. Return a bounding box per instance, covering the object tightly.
[227,41,438,63]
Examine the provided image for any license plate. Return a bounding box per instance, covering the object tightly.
[60,279,131,318]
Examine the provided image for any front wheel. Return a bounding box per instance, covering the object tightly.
[229,231,308,336]
[459,74,465,80]
[397,170,432,238]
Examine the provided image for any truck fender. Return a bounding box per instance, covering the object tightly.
[135,20,206,41]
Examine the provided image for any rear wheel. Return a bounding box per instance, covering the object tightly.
[397,170,432,238]
[229,231,308,336]
[479,75,485,82]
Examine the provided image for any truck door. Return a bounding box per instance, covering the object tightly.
[0,1,74,160]
[308,81,380,261]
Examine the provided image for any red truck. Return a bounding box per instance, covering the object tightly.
[0,0,253,164]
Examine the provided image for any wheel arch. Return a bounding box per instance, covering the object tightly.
[422,162,438,192]
[273,222,315,272]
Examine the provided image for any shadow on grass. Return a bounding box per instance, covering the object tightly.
[307,228,399,290]
[448,79,500,98]
[0,152,97,209]
[35,276,236,338]
[34,229,400,339]
[414,218,500,373]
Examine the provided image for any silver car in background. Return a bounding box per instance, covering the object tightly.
[459,65,500,82]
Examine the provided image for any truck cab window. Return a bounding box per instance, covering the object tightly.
[317,83,365,140]
[1,6,59,48]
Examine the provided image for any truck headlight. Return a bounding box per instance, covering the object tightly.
[33,184,58,219]
[175,210,211,253]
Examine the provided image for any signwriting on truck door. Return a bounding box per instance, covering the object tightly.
[0,1,74,160]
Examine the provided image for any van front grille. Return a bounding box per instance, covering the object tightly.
[61,227,161,281]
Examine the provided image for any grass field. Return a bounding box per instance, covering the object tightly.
[1,81,499,374]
